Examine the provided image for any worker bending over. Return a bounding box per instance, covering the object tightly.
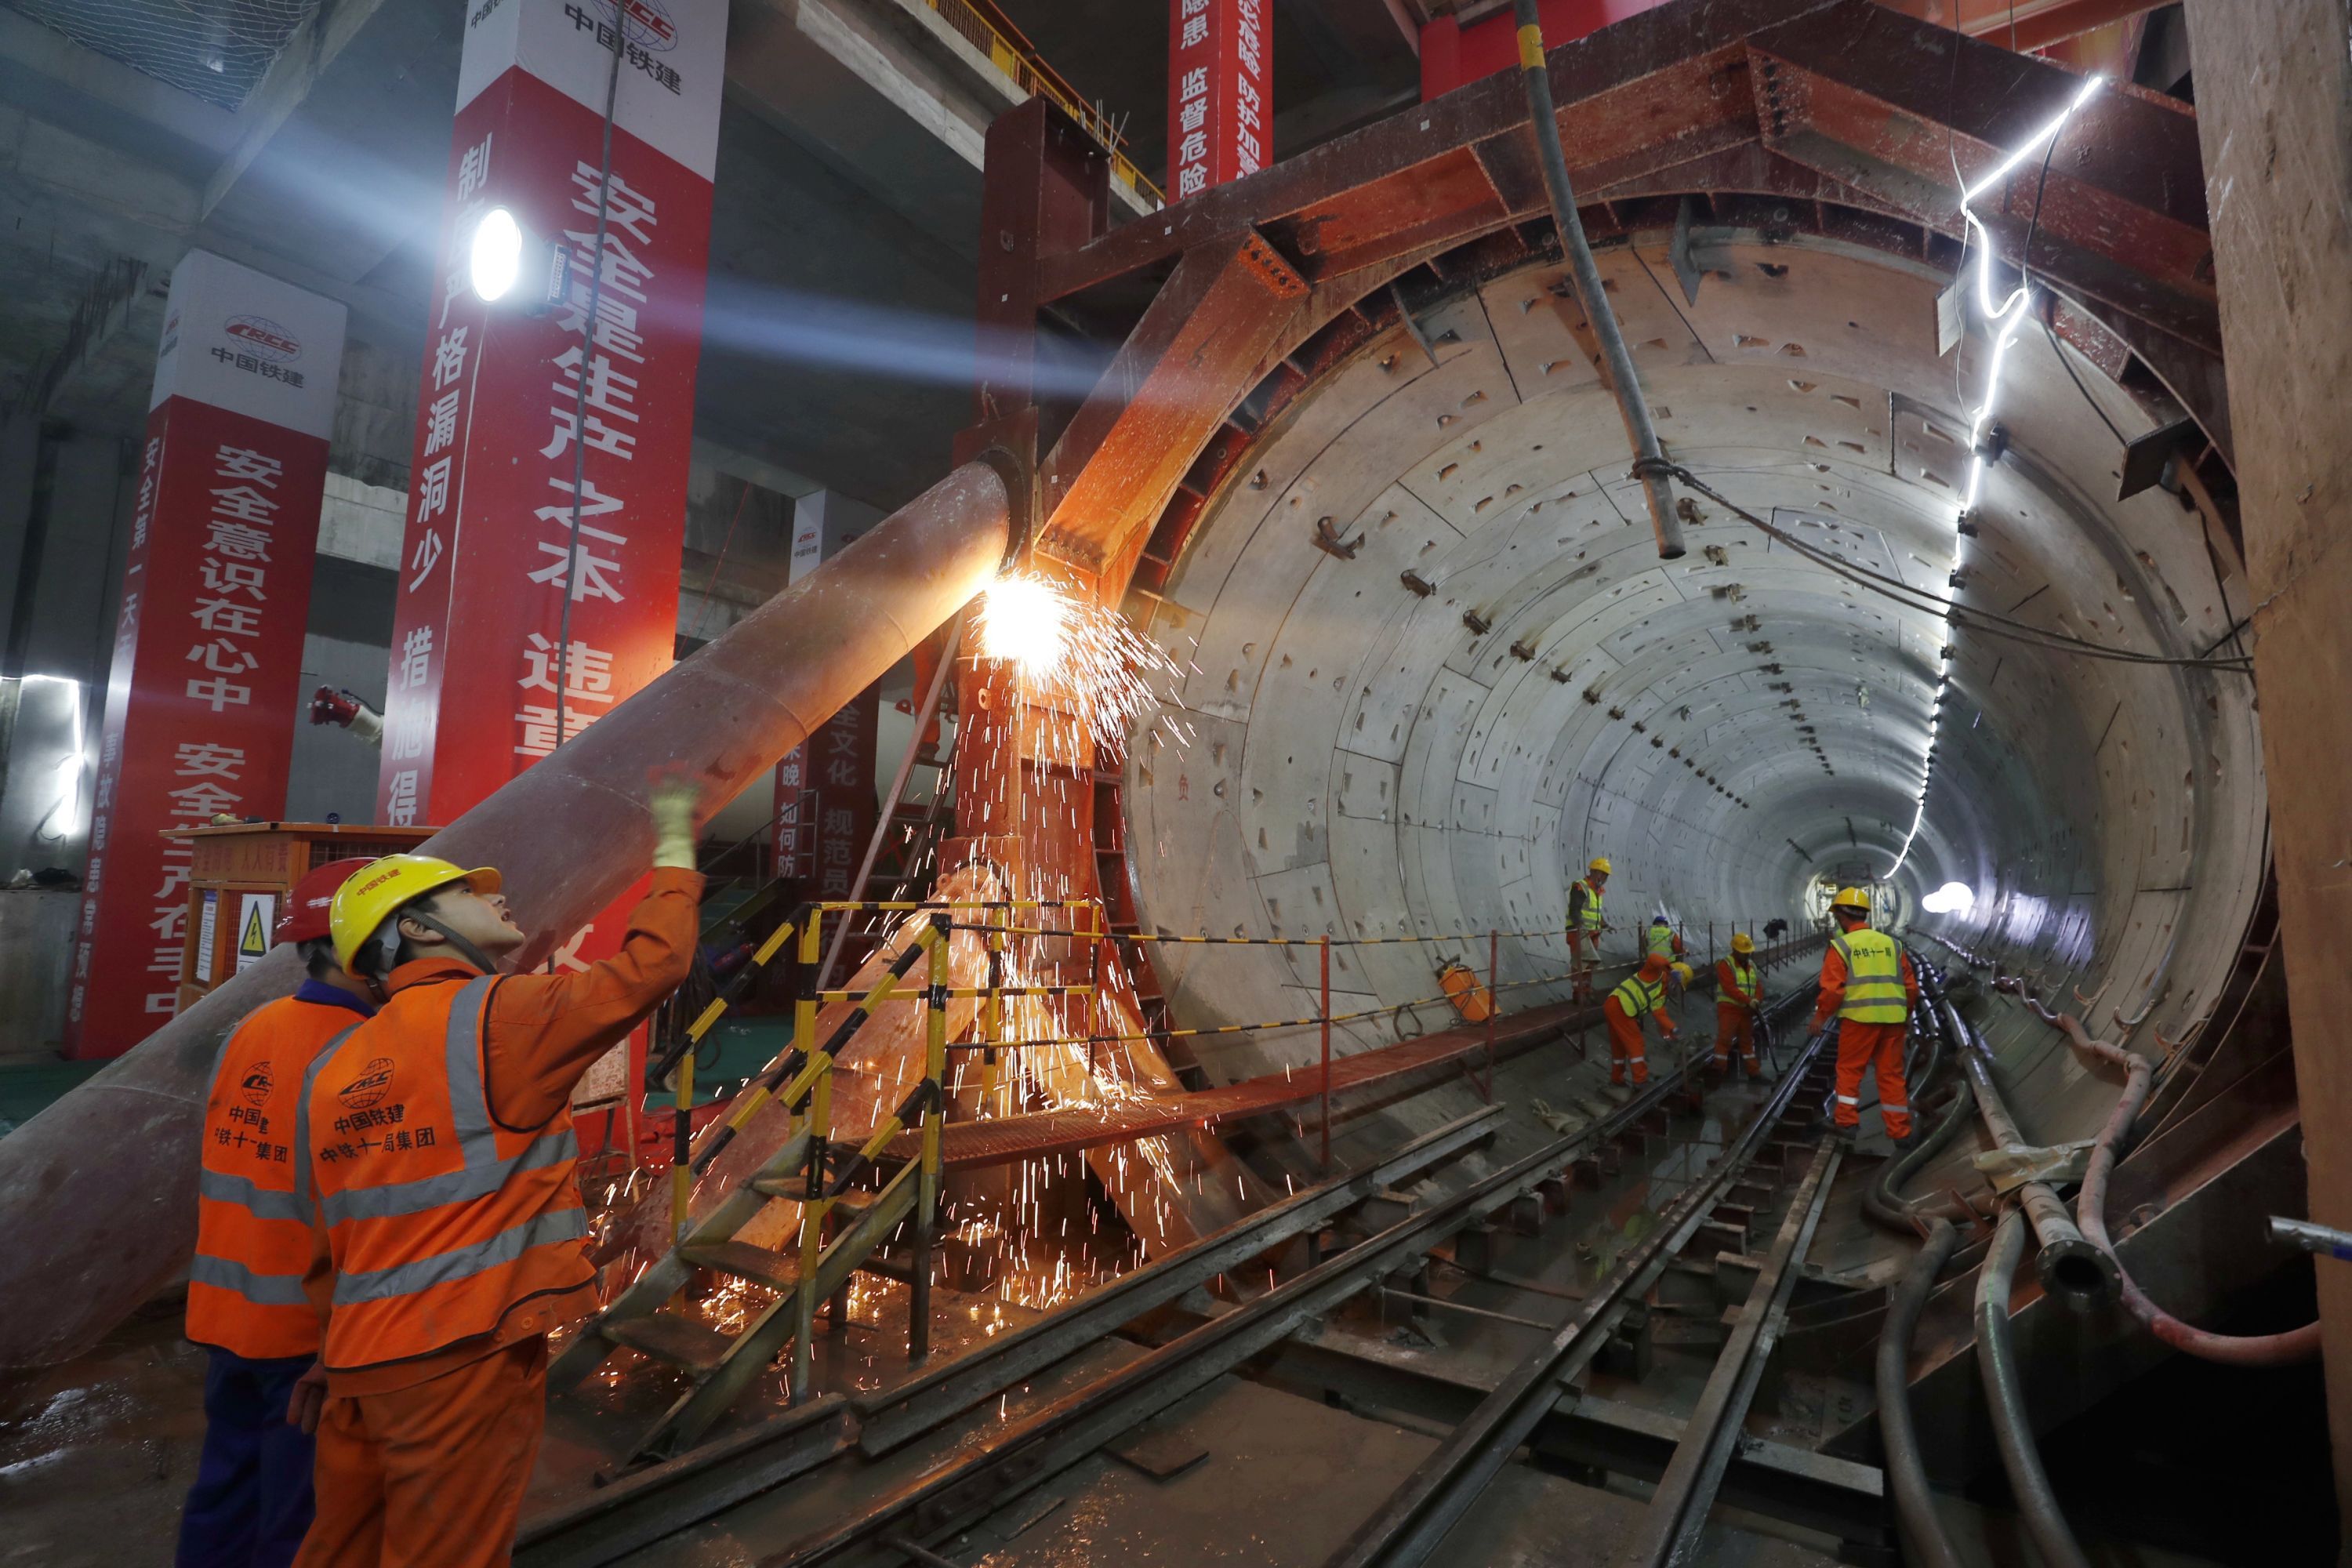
[1565,855,1611,1003]
[180,859,376,1568]
[1712,932,1764,1081]
[1644,914,1685,960]
[291,776,703,1568]
[1807,887,1919,1149]
[1603,953,1679,1087]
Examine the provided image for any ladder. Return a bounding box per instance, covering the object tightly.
[552,917,952,1461]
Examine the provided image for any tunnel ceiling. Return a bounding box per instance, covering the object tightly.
[1120,225,2267,1085]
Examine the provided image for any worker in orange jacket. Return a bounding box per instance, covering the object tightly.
[180,858,376,1568]
[1808,887,1920,1149]
[289,776,702,1568]
[1712,931,1764,1081]
[1602,953,1679,1087]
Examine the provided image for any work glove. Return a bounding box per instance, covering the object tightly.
[650,771,704,871]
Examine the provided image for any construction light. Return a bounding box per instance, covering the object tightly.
[1920,881,1976,916]
[470,208,524,301]
[468,209,568,313]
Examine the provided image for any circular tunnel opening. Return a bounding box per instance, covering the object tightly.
[1120,220,2267,1235]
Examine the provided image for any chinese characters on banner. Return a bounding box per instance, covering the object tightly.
[1167,0,1271,200]
[373,0,724,1134]
[771,687,879,902]
[64,250,347,1058]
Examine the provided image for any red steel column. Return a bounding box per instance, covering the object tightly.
[66,251,347,1058]
[1167,0,1272,201]
[376,0,724,827]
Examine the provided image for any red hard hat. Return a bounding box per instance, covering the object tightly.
[277,858,375,946]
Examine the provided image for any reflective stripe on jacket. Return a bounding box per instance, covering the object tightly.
[302,975,592,1371]
[187,1000,363,1359]
[1831,928,1908,1023]
[1716,956,1758,1007]
[1610,972,1667,1020]
[1646,923,1678,958]
[1570,880,1605,933]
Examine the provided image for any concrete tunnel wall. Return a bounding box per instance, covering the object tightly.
[1120,233,2268,1267]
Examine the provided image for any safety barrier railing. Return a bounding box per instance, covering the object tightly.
[641,898,1103,1407]
[918,0,1161,207]
[658,898,1807,1283]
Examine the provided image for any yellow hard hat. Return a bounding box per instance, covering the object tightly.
[1831,885,1872,914]
[1731,931,1755,954]
[1672,962,1695,985]
[1588,856,1612,876]
[330,853,501,975]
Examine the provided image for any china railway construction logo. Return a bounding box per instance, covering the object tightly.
[240,1062,274,1109]
[225,314,302,364]
[338,1058,396,1109]
[599,0,677,49]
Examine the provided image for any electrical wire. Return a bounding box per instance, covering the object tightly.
[1668,466,2254,673]
[552,20,627,755]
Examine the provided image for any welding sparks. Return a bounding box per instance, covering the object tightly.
[973,571,1189,764]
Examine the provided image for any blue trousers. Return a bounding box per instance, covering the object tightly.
[177,1348,316,1568]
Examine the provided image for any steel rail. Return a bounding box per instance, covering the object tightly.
[1617,1137,1841,1567]
[755,1010,1795,1568]
[515,1108,1506,1567]
[1323,993,1827,1568]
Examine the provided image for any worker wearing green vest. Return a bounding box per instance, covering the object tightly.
[1807,887,1921,1147]
[1566,856,1612,1003]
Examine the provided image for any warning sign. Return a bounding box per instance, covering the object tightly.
[235,893,276,971]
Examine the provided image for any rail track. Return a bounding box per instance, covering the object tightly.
[520,977,1875,1568]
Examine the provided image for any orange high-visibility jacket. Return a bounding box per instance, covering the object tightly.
[301,975,592,1371]
[1715,956,1759,1009]
[188,992,367,1359]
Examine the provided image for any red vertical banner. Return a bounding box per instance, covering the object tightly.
[67,251,347,1058]
[372,0,725,1121]
[376,0,725,828]
[1167,0,1271,201]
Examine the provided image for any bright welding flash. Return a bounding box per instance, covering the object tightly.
[470,208,525,303]
[976,573,1075,680]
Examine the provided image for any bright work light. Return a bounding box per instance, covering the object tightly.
[470,208,524,303]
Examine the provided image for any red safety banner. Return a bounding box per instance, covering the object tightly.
[373,0,725,1128]
[1167,0,1271,200]
[376,0,724,825]
[67,252,346,1058]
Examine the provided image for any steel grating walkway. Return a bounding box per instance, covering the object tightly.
[887,1000,1592,1169]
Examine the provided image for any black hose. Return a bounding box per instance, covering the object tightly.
[1975,1211,2092,1568]
[1862,1076,1978,1233]
[1878,1218,1965,1568]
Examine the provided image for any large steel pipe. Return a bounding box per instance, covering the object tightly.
[0,462,1011,1369]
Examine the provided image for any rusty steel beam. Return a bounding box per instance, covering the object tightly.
[1869,0,2169,53]
[1040,230,1308,574]
[1750,4,2215,350]
[0,463,1012,1370]
[1025,0,2215,377]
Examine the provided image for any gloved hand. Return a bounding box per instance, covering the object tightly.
[649,771,703,870]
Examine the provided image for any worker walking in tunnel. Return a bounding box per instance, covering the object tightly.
[1712,931,1764,1081]
[179,859,377,1568]
[1602,953,1678,1087]
[1565,855,1611,1003]
[289,776,704,1568]
[1808,887,1919,1149]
